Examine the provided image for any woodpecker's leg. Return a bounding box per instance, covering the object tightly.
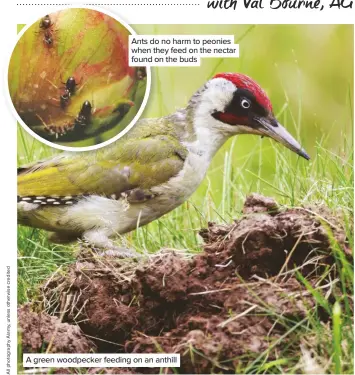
[82,229,138,258]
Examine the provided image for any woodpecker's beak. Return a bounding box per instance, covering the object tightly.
[252,115,310,160]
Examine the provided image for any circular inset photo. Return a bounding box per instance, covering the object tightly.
[8,7,150,150]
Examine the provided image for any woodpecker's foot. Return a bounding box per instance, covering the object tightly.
[98,247,139,259]
[81,230,140,259]
[79,240,139,259]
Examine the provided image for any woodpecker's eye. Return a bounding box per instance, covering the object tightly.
[241,98,251,109]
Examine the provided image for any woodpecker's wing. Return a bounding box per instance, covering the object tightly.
[18,129,187,199]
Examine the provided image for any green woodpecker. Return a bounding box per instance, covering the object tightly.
[18,73,309,255]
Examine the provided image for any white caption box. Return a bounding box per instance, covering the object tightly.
[23,353,180,368]
[129,35,239,66]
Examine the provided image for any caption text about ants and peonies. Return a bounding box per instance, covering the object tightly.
[129,35,239,67]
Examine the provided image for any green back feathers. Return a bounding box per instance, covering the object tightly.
[18,118,188,198]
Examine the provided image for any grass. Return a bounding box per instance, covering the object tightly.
[17,24,353,374]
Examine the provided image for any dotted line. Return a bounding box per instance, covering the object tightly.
[17,3,71,4]
[17,3,200,5]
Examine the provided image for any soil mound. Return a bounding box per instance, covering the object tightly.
[19,194,352,374]
[18,304,96,354]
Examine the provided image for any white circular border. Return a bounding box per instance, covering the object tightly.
[6,5,151,152]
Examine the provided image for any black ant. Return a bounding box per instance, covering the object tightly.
[60,77,80,109]
[39,15,52,30]
[37,15,58,48]
[75,101,92,126]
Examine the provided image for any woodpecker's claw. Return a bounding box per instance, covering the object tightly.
[99,248,141,259]
[79,236,141,259]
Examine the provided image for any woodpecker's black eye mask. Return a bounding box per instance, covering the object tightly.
[212,89,269,126]
[226,89,269,118]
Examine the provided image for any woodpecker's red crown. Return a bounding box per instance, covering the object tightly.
[214,72,273,113]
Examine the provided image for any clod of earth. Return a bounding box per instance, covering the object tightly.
[18,304,95,353]
[18,194,352,374]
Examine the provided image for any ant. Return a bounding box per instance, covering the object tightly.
[37,15,58,48]
[39,15,52,30]
[75,101,92,127]
[60,77,80,109]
